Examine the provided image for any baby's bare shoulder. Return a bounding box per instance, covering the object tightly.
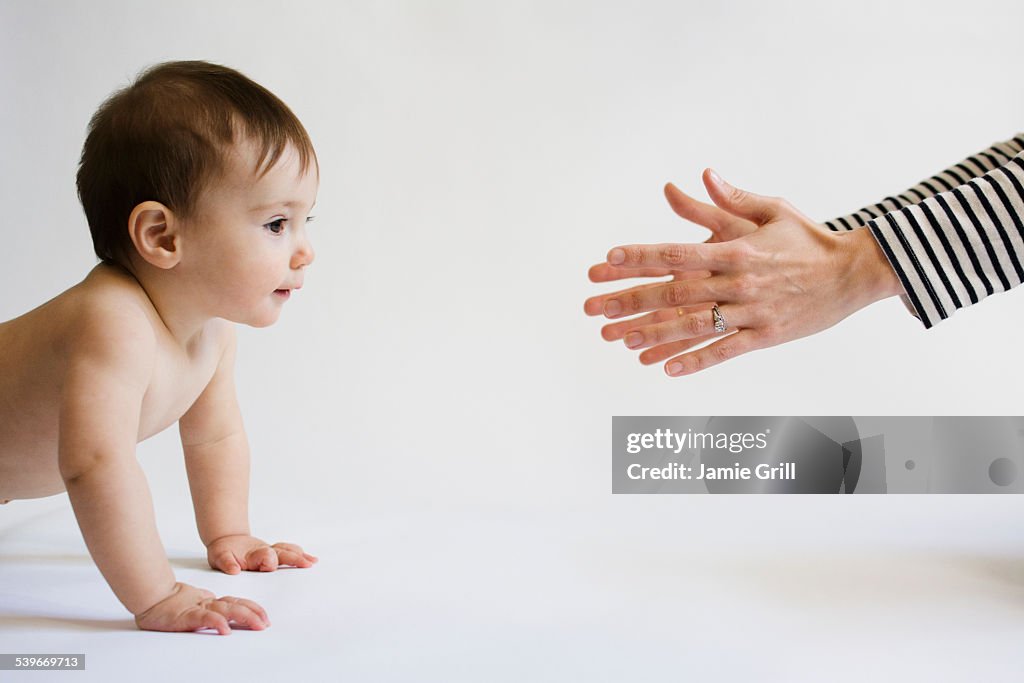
[63,271,158,368]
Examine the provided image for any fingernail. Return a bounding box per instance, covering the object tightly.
[709,169,725,186]
[604,300,622,316]
[624,332,644,348]
[666,362,684,376]
[608,248,625,265]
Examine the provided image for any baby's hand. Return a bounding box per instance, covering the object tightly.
[206,534,319,574]
[134,582,269,635]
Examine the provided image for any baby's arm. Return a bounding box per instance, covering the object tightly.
[179,323,317,573]
[59,306,174,613]
[179,323,251,548]
[59,305,267,634]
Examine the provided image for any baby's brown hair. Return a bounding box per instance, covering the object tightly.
[76,60,318,269]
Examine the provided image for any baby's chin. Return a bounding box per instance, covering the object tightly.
[224,308,283,329]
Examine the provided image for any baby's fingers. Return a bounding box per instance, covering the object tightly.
[272,542,318,567]
[207,597,270,631]
[245,546,279,572]
[211,549,243,575]
[182,606,232,636]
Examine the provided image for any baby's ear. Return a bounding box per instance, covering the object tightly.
[127,201,181,269]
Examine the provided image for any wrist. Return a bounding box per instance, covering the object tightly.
[840,226,905,306]
[204,531,252,548]
[130,578,179,617]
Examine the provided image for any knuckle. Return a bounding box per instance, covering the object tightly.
[627,246,646,265]
[663,283,688,306]
[685,313,705,337]
[628,291,643,313]
[713,342,735,362]
[732,274,757,298]
[732,240,757,262]
[646,324,662,345]
[660,244,688,266]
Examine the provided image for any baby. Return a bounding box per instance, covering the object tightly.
[0,60,319,635]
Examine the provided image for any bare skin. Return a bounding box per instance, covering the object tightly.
[0,137,319,634]
[584,169,905,375]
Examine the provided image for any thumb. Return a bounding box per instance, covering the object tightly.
[703,168,780,227]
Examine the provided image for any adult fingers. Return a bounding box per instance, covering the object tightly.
[605,241,732,271]
[585,281,679,317]
[664,182,757,242]
[703,168,784,227]
[638,334,725,365]
[601,278,727,319]
[600,305,711,341]
[588,262,676,282]
[623,304,745,349]
[664,328,765,376]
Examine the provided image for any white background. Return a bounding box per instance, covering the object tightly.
[2,1,1024,680]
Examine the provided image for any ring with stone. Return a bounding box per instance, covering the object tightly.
[712,304,727,333]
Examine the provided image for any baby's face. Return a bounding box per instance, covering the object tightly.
[181,138,318,327]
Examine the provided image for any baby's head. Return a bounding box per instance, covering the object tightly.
[76,60,318,327]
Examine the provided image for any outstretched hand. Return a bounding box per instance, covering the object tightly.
[585,169,902,376]
[207,534,319,574]
[585,172,763,365]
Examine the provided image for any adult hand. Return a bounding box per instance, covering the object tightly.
[584,171,763,364]
[586,170,903,376]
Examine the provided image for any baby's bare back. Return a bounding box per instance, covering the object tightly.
[0,264,225,502]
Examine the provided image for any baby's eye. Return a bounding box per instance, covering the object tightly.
[264,218,286,235]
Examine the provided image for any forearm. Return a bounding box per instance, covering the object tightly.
[183,431,251,547]
[824,133,1024,232]
[63,458,176,615]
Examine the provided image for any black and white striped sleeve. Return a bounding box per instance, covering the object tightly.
[862,147,1024,329]
[823,134,1024,233]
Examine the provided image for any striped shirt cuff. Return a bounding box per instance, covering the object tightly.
[866,151,1024,329]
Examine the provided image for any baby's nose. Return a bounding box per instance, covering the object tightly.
[293,235,315,269]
